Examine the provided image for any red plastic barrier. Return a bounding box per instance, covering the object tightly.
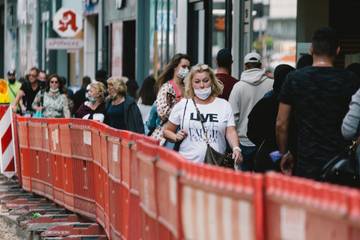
[349,190,360,238]
[265,173,360,240]
[106,127,122,239]
[90,121,110,235]
[47,120,64,206]
[118,131,133,239]
[137,140,159,240]
[156,147,183,239]
[57,119,75,212]
[14,115,360,240]
[17,116,31,191]
[69,119,96,219]
[128,133,144,240]
[27,119,45,196]
[180,161,264,240]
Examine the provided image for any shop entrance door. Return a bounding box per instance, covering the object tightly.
[187,0,233,67]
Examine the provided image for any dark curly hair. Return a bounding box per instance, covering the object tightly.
[46,74,64,94]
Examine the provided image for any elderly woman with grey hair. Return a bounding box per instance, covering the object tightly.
[104,76,144,133]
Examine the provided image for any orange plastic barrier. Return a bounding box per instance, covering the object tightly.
[12,114,360,240]
[265,173,360,240]
[17,116,30,191]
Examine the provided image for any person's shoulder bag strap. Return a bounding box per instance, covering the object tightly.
[173,99,189,151]
[181,99,189,129]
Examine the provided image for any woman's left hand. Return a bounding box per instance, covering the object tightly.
[232,148,243,164]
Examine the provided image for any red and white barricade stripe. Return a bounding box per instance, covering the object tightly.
[0,105,16,178]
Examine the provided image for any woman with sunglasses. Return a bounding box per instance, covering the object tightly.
[163,64,242,165]
[32,74,70,118]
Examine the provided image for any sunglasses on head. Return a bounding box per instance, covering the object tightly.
[193,64,210,71]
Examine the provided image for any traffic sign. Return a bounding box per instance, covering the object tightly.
[53,8,83,38]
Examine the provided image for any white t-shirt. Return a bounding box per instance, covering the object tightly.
[137,98,152,124]
[169,98,235,163]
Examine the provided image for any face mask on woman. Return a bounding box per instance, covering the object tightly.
[50,88,59,93]
[194,87,212,100]
[87,96,97,104]
[177,67,189,80]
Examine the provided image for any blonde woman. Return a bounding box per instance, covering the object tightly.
[75,81,106,122]
[104,76,144,133]
[164,64,242,164]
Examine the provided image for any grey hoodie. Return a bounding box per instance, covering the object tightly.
[342,88,360,140]
[240,68,270,86]
[229,68,273,146]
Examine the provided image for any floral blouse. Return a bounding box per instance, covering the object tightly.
[155,80,182,122]
[32,91,70,118]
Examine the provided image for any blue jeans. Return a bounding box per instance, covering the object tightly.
[239,145,257,171]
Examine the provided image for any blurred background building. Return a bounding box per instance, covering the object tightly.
[0,0,359,88]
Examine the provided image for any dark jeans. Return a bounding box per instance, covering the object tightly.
[239,145,257,171]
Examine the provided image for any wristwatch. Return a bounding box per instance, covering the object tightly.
[233,146,241,152]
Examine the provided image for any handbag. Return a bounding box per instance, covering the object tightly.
[320,138,360,187]
[192,99,234,169]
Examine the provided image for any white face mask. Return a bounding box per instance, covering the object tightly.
[50,88,59,93]
[194,87,212,100]
[87,96,97,104]
[177,67,189,79]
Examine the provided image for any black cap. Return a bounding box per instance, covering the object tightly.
[216,48,233,67]
[7,70,15,76]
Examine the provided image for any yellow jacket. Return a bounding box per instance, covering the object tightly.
[0,79,11,104]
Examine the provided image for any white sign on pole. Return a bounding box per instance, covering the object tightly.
[53,8,83,38]
[46,38,84,50]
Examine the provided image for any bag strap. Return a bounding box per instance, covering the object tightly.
[180,99,188,129]
[191,98,210,144]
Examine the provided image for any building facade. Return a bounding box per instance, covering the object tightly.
[2,0,360,86]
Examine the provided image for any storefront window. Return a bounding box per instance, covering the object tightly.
[211,0,226,67]
[252,0,297,70]
[149,0,177,75]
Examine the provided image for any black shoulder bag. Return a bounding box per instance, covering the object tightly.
[192,99,234,169]
[320,138,360,187]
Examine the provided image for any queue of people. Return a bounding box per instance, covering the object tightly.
[8,68,145,134]
[4,26,360,186]
[153,26,360,187]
